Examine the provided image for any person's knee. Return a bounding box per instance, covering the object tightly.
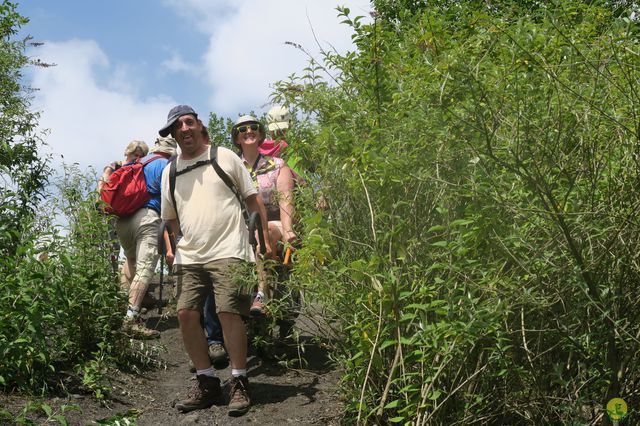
[218,312,244,327]
[178,309,200,326]
[268,223,282,240]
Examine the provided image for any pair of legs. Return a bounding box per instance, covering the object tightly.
[115,208,161,314]
[255,220,285,301]
[175,259,250,372]
[181,310,246,371]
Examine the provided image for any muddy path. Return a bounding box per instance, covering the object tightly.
[1,279,344,425]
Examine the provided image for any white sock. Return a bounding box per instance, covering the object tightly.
[196,366,215,377]
[256,291,265,300]
[231,368,247,377]
[126,306,139,318]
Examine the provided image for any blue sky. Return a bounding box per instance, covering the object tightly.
[16,0,371,173]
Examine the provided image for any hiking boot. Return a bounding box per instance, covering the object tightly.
[227,376,251,417]
[175,375,223,413]
[208,343,229,369]
[122,316,160,339]
[249,296,265,317]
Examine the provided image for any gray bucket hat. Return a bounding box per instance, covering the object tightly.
[159,105,197,137]
[149,136,177,156]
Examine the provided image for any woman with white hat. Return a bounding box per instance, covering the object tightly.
[232,115,297,316]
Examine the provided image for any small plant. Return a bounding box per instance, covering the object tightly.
[94,409,140,426]
[0,401,81,426]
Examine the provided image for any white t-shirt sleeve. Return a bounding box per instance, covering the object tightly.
[160,164,177,220]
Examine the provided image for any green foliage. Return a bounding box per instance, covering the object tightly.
[0,0,50,257]
[276,1,640,423]
[0,401,80,425]
[0,165,129,395]
[0,2,165,418]
[207,111,236,150]
[94,409,139,426]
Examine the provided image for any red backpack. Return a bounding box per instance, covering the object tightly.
[100,155,162,217]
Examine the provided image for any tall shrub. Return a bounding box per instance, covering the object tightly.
[0,165,126,393]
[0,0,49,257]
[276,1,640,423]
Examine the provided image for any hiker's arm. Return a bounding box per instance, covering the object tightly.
[163,228,175,268]
[245,194,272,259]
[164,219,180,267]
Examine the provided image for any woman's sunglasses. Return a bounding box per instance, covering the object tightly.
[237,123,260,133]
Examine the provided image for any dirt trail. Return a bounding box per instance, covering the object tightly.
[1,279,343,425]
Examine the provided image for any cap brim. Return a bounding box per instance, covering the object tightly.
[268,122,289,132]
[158,120,176,137]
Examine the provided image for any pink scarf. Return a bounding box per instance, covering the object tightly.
[259,139,289,157]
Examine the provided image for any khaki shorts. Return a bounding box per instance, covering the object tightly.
[174,258,252,317]
[116,208,161,287]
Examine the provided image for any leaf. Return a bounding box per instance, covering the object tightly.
[41,404,52,417]
[53,416,69,426]
[379,340,397,350]
[450,219,474,227]
[428,389,442,400]
[384,399,400,409]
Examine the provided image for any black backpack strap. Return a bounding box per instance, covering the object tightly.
[208,146,250,224]
[168,156,178,216]
[168,146,250,226]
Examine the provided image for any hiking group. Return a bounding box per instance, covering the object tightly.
[97,104,298,417]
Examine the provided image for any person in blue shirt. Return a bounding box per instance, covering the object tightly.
[116,136,177,339]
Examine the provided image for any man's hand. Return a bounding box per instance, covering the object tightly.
[165,250,175,268]
[261,238,273,260]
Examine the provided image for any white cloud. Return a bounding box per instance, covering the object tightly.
[25,0,371,175]
[29,40,175,173]
[161,52,196,74]
[201,0,371,115]
[161,0,240,33]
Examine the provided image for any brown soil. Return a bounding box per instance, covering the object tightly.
[0,281,344,425]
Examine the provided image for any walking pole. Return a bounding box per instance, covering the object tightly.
[157,221,168,315]
[158,255,164,315]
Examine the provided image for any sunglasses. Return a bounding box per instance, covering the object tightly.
[237,123,260,133]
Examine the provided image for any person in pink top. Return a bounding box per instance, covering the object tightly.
[233,114,297,316]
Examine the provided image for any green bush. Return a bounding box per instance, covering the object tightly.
[276,1,640,423]
[0,165,127,394]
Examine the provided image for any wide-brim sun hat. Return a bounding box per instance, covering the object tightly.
[159,104,198,137]
[231,115,266,145]
[149,136,177,156]
[267,105,290,132]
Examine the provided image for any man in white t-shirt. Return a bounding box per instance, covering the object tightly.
[159,105,271,417]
